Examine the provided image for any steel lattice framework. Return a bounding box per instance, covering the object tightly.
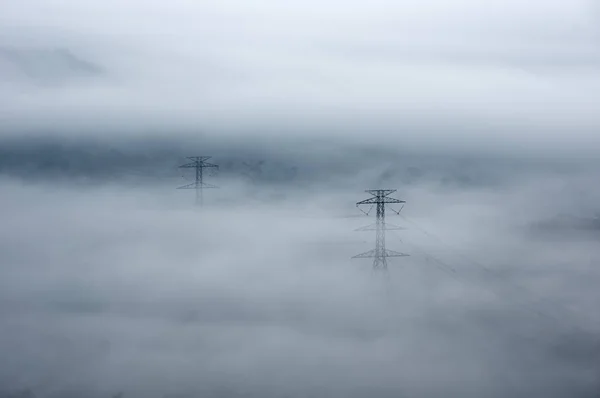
[352,189,409,270]
[177,156,218,206]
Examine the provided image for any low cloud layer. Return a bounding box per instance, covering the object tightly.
[1,156,600,397]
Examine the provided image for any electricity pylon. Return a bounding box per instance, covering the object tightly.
[242,160,265,183]
[177,156,218,206]
[352,189,409,271]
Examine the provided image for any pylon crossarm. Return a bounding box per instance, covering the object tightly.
[179,163,199,169]
[365,189,397,196]
[352,249,410,259]
[383,249,410,257]
[352,249,377,258]
[200,183,219,189]
[354,223,405,231]
[357,197,379,205]
[177,182,218,189]
[357,197,405,205]
[179,161,218,169]
[187,156,212,162]
[177,183,198,189]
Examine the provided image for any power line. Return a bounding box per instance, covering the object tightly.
[352,189,409,271]
[177,156,218,206]
[394,215,595,336]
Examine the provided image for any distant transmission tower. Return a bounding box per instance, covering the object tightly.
[352,189,409,271]
[242,160,265,183]
[177,156,218,206]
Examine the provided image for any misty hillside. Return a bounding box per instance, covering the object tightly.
[0,47,102,85]
[0,137,579,189]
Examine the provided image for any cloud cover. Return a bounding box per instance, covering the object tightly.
[2,2,600,397]
[1,165,600,397]
[2,0,600,155]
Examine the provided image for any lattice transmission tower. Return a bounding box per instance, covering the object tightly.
[352,189,409,271]
[177,156,218,206]
[242,160,265,183]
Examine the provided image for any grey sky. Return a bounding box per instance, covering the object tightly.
[2,0,600,155]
